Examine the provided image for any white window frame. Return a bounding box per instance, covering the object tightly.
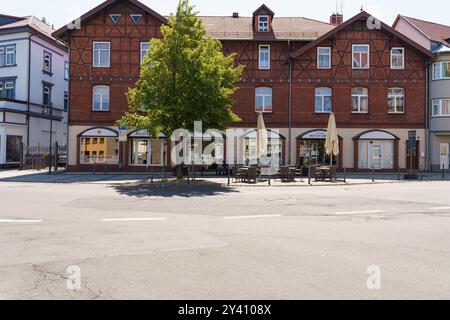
[315,87,333,113]
[140,42,150,64]
[0,47,4,66]
[3,46,16,66]
[64,92,69,111]
[317,47,331,69]
[43,85,51,106]
[43,51,52,73]
[92,86,110,111]
[390,47,405,70]
[351,87,369,113]
[255,87,272,113]
[258,15,269,32]
[432,61,450,80]
[352,44,370,69]
[259,45,270,70]
[4,81,15,99]
[388,88,405,114]
[432,99,450,117]
[64,61,69,80]
[93,42,110,68]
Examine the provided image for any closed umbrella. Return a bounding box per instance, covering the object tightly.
[257,113,268,163]
[325,113,339,165]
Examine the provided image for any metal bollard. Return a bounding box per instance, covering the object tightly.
[343,167,346,183]
[227,167,231,186]
[372,166,375,182]
[308,166,311,185]
[93,161,96,175]
[443,164,446,180]
[104,161,107,175]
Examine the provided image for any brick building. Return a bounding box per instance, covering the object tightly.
[54,0,434,172]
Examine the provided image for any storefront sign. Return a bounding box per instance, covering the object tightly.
[301,130,327,140]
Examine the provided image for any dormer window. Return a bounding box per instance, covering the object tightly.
[258,16,269,32]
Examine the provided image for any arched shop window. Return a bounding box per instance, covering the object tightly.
[354,130,398,170]
[79,128,119,164]
[297,129,341,167]
[242,129,284,166]
[128,130,167,166]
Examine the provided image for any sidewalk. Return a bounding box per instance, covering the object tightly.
[1,169,449,186]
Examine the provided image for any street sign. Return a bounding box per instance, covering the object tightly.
[118,126,128,142]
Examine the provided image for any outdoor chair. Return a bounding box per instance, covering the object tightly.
[280,166,295,183]
[245,167,258,184]
[328,166,337,182]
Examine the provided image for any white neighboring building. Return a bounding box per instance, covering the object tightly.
[0,14,69,167]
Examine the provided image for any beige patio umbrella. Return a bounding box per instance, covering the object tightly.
[257,112,268,162]
[325,113,339,165]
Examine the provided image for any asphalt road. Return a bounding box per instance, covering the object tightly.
[0,180,450,300]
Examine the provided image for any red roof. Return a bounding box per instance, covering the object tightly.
[400,16,450,46]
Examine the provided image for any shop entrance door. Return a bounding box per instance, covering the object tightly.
[6,136,22,163]
[440,143,449,170]
[370,144,382,169]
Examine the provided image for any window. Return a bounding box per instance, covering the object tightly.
[391,47,404,69]
[352,45,369,69]
[43,51,52,73]
[432,99,450,117]
[93,138,98,144]
[255,87,272,113]
[432,61,450,80]
[258,16,269,32]
[80,134,119,164]
[93,42,110,67]
[93,86,110,111]
[317,47,331,69]
[0,45,16,66]
[315,87,332,113]
[388,88,405,113]
[140,42,150,64]
[64,92,69,111]
[64,61,69,80]
[43,85,51,106]
[0,81,15,99]
[352,88,369,113]
[259,45,270,70]
[3,81,15,99]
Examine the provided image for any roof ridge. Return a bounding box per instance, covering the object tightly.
[403,15,450,29]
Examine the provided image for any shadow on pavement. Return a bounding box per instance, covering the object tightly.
[0,171,156,184]
[111,180,238,198]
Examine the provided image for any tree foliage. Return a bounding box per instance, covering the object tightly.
[119,0,243,136]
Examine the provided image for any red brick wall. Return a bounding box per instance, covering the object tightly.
[68,1,163,126]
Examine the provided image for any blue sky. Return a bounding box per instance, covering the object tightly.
[3,0,449,29]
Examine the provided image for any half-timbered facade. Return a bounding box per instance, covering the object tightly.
[54,0,433,172]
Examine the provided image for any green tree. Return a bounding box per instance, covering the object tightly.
[119,0,243,136]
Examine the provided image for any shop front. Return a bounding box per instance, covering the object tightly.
[242,130,285,166]
[78,127,120,170]
[127,130,168,171]
[353,130,399,171]
[296,129,343,169]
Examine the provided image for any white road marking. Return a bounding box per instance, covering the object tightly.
[0,219,42,224]
[161,244,229,253]
[428,207,450,211]
[224,214,283,220]
[102,218,167,222]
[334,210,385,215]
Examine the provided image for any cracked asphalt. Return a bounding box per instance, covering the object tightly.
[0,180,450,300]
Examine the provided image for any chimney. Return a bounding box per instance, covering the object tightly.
[232,12,239,18]
[330,13,343,26]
